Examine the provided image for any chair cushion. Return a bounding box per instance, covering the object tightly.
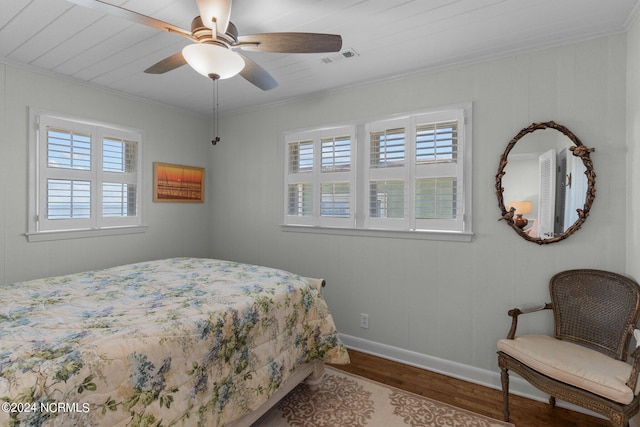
[498,335,637,404]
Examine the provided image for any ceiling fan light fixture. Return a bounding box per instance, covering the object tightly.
[182,43,245,79]
[197,0,231,34]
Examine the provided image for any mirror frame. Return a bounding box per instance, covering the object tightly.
[495,121,596,245]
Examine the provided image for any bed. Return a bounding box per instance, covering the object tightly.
[0,257,349,426]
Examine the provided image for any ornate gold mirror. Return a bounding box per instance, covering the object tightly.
[495,121,596,244]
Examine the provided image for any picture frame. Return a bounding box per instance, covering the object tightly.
[153,162,205,203]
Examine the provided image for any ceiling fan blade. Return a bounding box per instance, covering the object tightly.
[237,53,278,91]
[66,0,193,40]
[144,52,187,74]
[237,33,342,53]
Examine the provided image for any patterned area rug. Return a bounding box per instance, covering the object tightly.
[253,367,514,426]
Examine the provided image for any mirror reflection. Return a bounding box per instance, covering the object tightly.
[502,129,588,239]
[496,122,596,244]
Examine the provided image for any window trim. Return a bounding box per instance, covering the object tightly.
[282,103,473,242]
[26,108,146,242]
[281,224,473,242]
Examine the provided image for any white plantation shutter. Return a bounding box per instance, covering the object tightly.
[413,113,464,231]
[47,127,91,170]
[416,121,457,165]
[284,127,355,227]
[47,179,91,220]
[102,182,133,217]
[46,127,93,222]
[366,118,408,230]
[320,182,351,217]
[369,180,405,219]
[40,119,94,231]
[285,137,315,225]
[283,104,471,239]
[370,127,406,168]
[415,177,457,219]
[318,131,354,227]
[288,140,313,174]
[101,133,139,226]
[287,183,313,217]
[322,136,351,172]
[103,137,137,173]
[29,110,143,239]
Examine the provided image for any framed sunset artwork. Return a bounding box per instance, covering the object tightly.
[153,162,205,202]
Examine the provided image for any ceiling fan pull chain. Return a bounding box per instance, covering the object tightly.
[209,73,221,145]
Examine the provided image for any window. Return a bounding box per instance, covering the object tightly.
[27,109,145,241]
[285,127,356,228]
[283,104,472,241]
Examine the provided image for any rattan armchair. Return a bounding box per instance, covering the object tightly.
[497,269,640,426]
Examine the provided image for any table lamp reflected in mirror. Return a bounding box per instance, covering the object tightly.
[508,201,532,229]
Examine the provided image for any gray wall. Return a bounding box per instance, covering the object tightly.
[210,34,628,373]
[0,65,212,283]
[628,16,640,281]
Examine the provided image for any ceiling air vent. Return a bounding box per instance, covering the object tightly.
[321,48,359,64]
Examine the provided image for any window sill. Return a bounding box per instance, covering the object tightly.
[281,225,473,242]
[26,225,147,242]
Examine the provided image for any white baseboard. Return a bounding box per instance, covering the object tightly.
[339,333,604,419]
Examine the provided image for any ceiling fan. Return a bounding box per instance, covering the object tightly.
[67,0,343,91]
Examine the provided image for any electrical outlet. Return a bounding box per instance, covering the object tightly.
[360,313,369,329]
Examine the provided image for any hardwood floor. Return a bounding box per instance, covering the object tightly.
[330,349,609,427]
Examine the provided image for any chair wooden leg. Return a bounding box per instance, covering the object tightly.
[500,365,510,422]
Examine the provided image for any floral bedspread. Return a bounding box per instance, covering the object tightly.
[0,258,349,426]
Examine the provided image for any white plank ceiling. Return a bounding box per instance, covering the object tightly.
[1,0,639,116]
